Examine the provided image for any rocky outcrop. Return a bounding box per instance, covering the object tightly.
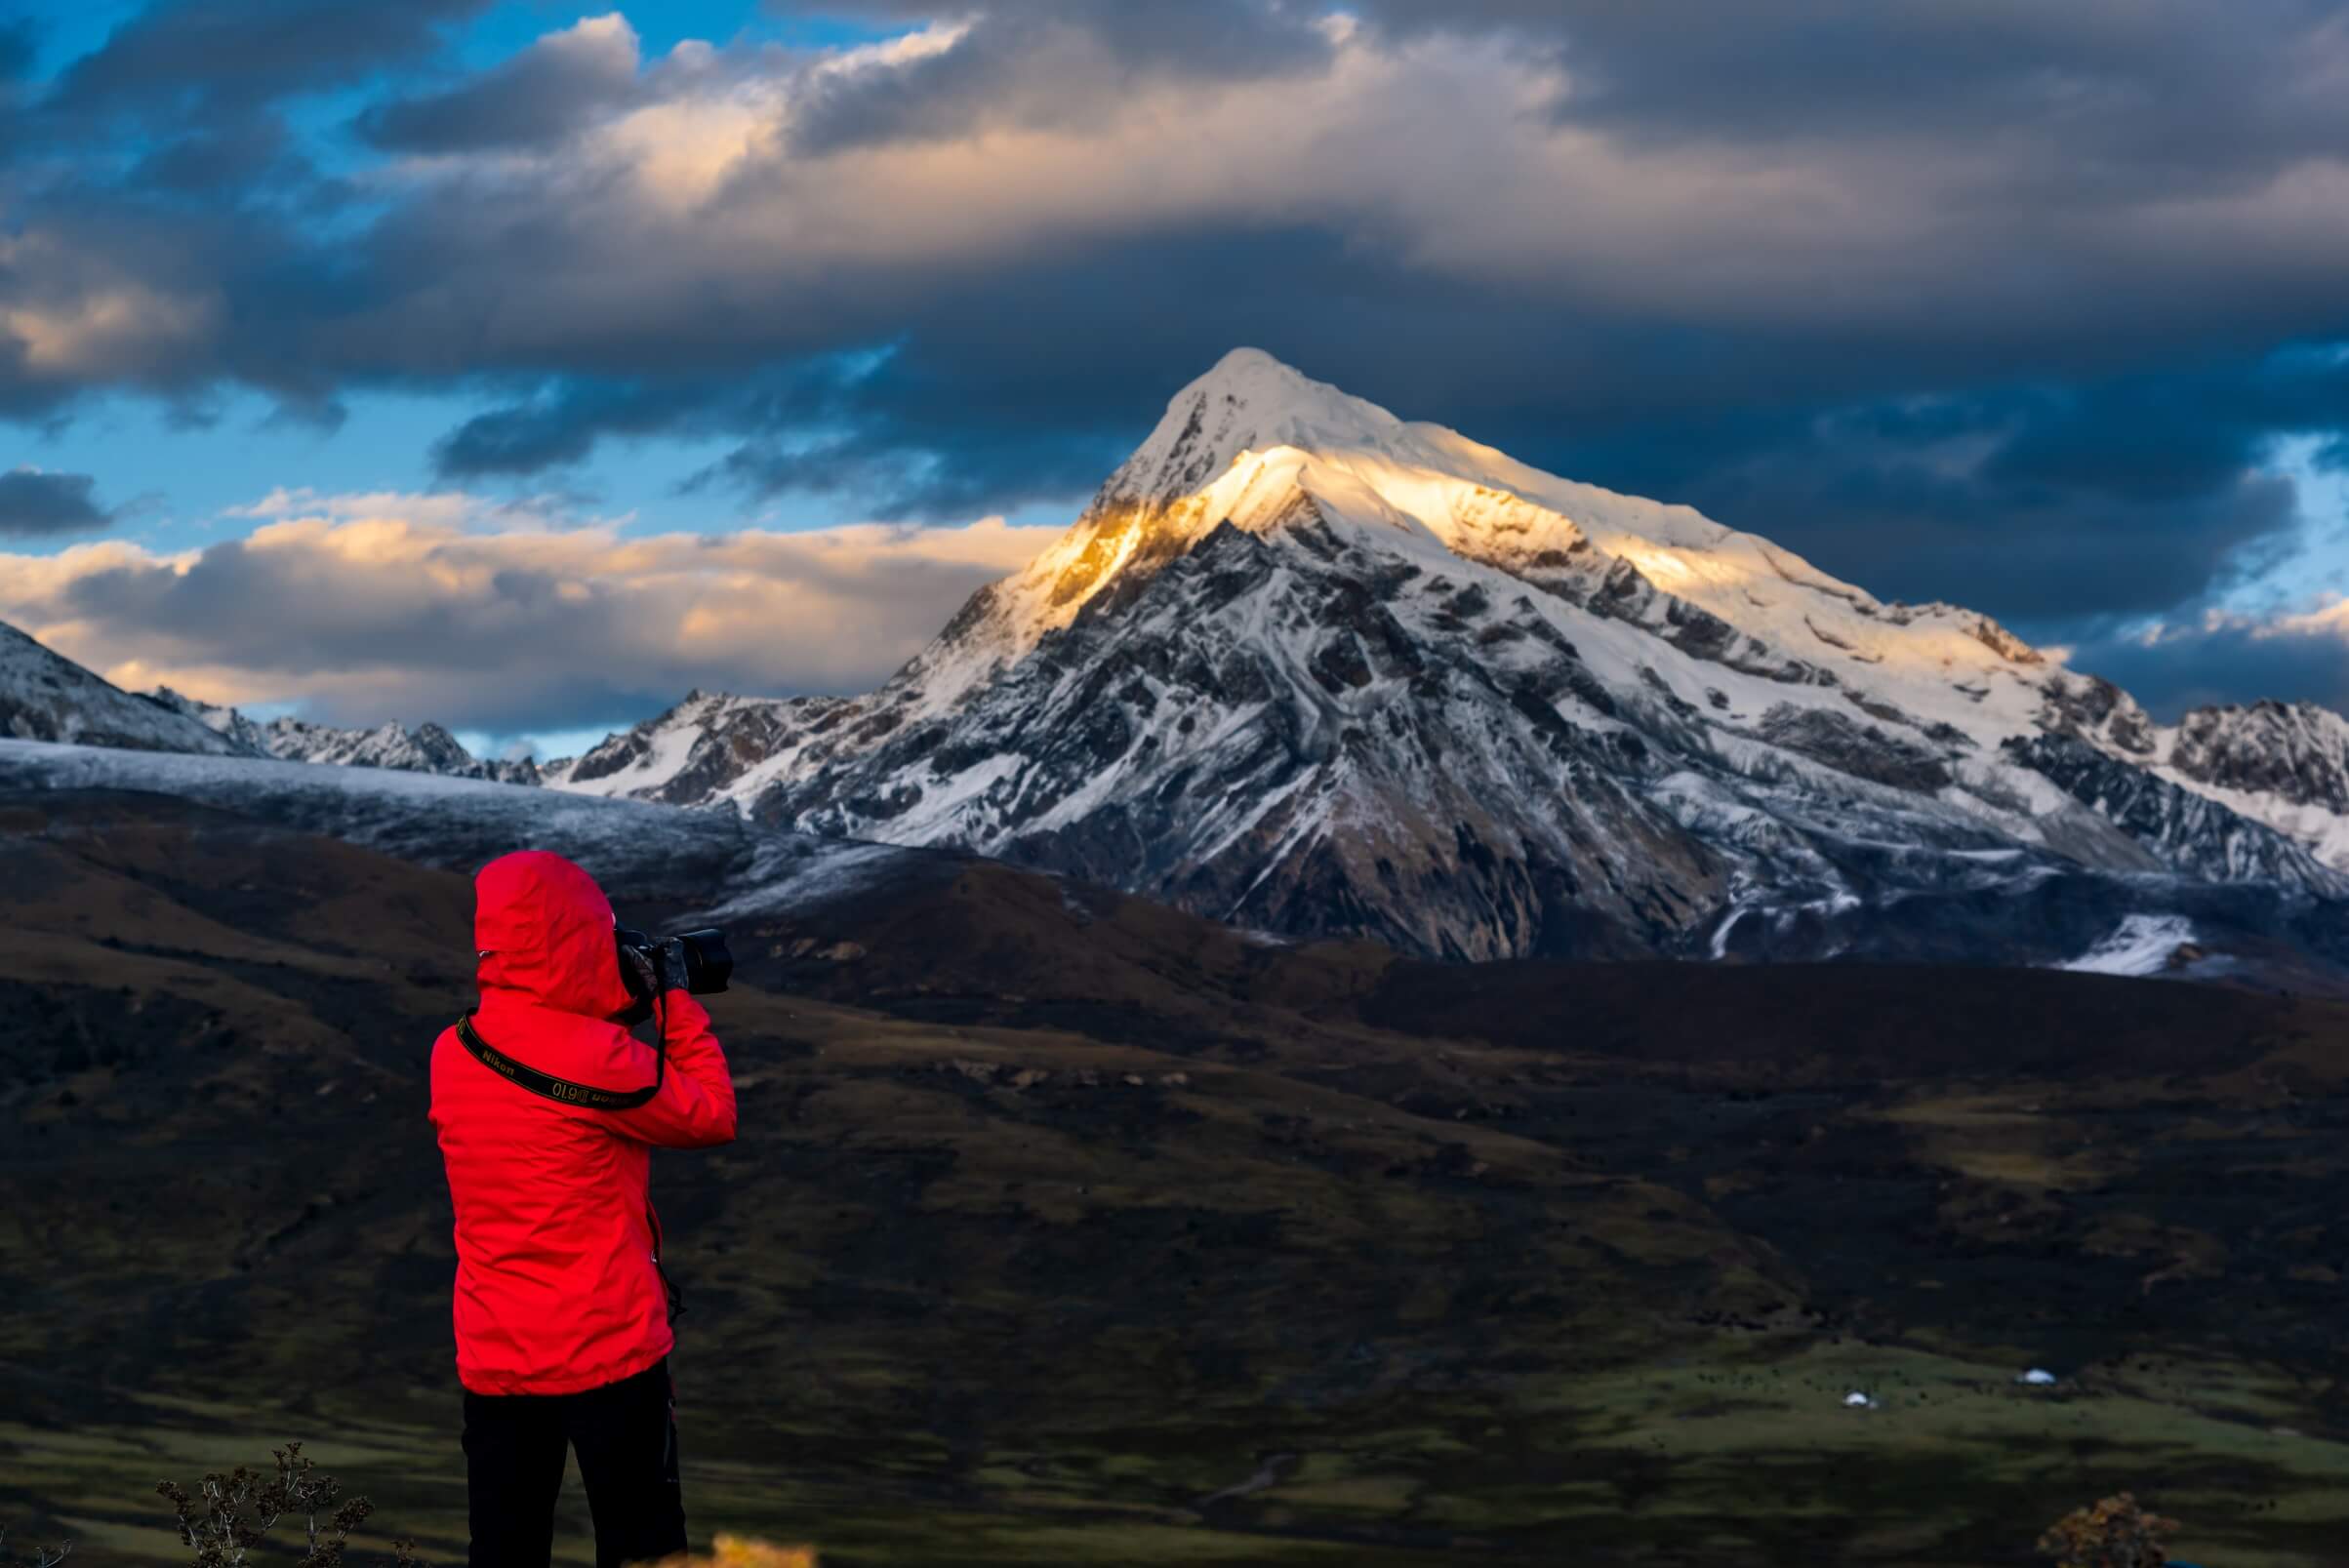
[2170,700,2349,814]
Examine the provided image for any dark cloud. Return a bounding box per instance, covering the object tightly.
[786,0,1333,151]
[49,0,489,119]
[1352,0,2349,183]
[1986,353,2349,501]
[1622,422,2301,623]
[1516,349,2349,624]
[356,15,640,153]
[430,369,840,482]
[17,4,2349,430]
[10,0,488,230]
[0,1,492,407]
[685,417,1126,521]
[5,0,2349,717]
[0,467,111,537]
[433,397,612,477]
[433,346,1137,520]
[408,221,1509,513]
[425,361,891,481]
[125,114,299,194]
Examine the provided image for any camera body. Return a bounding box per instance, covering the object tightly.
[614,926,733,1024]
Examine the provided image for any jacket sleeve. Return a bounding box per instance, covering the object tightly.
[605,991,737,1149]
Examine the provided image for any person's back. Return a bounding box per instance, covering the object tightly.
[429,849,737,1568]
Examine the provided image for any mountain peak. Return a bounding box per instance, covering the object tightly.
[1102,349,1404,511]
[1183,346,1386,421]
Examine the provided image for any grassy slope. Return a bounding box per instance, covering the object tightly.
[3,789,2348,1565]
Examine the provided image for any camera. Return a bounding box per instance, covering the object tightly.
[615,926,733,1023]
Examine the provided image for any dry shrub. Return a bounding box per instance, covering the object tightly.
[1,1529,73,1567]
[155,1443,412,1568]
[645,1537,816,1568]
[2038,1492,2180,1568]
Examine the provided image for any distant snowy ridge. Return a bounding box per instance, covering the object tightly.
[146,687,542,785]
[0,738,934,929]
[0,625,543,786]
[542,348,2349,962]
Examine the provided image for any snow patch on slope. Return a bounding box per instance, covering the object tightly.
[2059,914,2198,977]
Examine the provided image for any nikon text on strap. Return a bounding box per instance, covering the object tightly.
[454,1013,663,1110]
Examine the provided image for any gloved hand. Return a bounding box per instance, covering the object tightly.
[620,942,661,1000]
[656,936,695,993]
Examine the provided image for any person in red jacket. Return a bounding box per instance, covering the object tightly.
[429,849,737,1568]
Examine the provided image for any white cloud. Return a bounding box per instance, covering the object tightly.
[220,486,570,528]
[2265,593,2349,641]
[0,492,1057,737]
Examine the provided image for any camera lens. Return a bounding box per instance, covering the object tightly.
[675,929,732,994]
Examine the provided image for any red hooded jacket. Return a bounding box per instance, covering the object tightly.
[429,850,737,1396]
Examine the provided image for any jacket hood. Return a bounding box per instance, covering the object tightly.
[473,850,633,1020]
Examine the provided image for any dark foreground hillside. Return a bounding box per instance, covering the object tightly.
[4,786,2349,1565]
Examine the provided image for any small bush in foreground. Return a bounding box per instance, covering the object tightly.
[2038,1492,2180,1568]
[648,1537,816,1568]
[156,1442,414,1568]
[1,1529,72,1566]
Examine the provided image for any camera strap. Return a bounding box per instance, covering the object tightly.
[454,1011,686,1323]
[453,1014,663,1110]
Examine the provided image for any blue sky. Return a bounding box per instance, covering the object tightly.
[20,1,904,81]
[7,3,981,557]
[4,0,2349,752]
[19,378,1073,552]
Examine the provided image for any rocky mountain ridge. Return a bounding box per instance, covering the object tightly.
[0,622,248,757]
[0,639,547,787]
[145,686,542,785]
[544,348,2349,964]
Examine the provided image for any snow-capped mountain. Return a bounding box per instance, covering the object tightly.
[147,688,542,785]
[0,622,248,756]
[545,690,825,801]
[546,349,2348,963]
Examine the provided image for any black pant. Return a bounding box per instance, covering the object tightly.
[462,1358,687,1568]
